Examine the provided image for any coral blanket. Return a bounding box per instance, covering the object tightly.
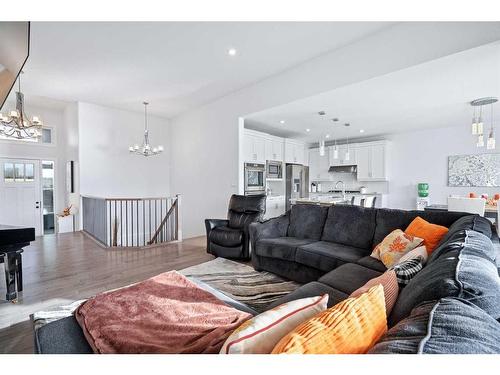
[74,271,252,353]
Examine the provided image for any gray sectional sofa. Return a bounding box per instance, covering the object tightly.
[249,204,500,353]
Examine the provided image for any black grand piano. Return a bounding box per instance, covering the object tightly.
[0,225,35,301]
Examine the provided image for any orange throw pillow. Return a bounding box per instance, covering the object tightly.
[371,229,423,268]
[350,270,399,316]
[271,285,387,354]
[405,216,448,254]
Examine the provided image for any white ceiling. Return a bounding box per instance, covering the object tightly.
[245,41,500,143]
[18,22,393,118]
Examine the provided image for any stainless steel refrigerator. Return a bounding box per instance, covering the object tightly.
[285,164,309,211]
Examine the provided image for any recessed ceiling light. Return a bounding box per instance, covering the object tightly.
[344,123,350,127]
[228,48,237,56]
[318,111,326,116]
[306,128,310,132]
[280,120,285,124]
[331,118,339,122]
[359,129,365,133]
[325,134,330,138]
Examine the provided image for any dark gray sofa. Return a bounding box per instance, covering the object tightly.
[250,204,500,353]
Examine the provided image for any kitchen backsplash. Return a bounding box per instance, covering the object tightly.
[312,172,389,194]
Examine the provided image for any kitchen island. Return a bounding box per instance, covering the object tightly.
[291,192,381,207]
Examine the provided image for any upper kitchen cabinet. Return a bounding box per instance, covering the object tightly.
[284,139,306,165]
[329,144,357,166]
[265,135,284,161]
[308,147,331,181]
[243,129,267,163]
[356,141,390,181]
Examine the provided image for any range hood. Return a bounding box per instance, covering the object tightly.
[328,165,357,173]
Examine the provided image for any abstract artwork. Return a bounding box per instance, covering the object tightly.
[448,153,500,187]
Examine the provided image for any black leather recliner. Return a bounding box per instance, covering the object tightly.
[205,194,266,260]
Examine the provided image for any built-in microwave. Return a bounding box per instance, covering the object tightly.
[266,161,282,179]
[244,163,266,195]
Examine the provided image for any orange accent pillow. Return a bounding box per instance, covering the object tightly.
[350,270,399,316]
[271,285,387,354]
[405,216,448,254]
[371,229,424,268]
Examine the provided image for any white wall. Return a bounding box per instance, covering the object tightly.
[171,23,500,238]
[78,102,171,198]
[0,102,67,217]
[386,125,500,210]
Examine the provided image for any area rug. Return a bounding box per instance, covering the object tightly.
[32,258,300,328]
[180,258,300,312]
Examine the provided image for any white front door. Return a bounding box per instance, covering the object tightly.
[0,158,42,235]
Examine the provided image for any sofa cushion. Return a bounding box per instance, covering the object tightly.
[255,237,315,261]
[288,204,329,240]
[209,226,243,247]
[321,205,377,249]
[295,241,367,272]
[373,208,467,248]
[389,230,500,325]
[437,215,492,247]
[268,282,349,309]
[370,298,500,354]
[318,263,382,294]
[356,256,387,272]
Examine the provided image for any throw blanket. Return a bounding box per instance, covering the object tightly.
[74,271,252,354]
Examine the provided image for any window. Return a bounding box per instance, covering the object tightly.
[0,127,54,144]
[4,162,35,182]
[42,161,55,234]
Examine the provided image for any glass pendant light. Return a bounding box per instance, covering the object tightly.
[477,105,484,135]
[487,101,496,150]
[333,138,339,159]
[477,134,485,147]
[471,106,478,135]
[345,135,350,161]
[319,140,325,156]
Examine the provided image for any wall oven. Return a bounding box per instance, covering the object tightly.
[266,161,282,179]
[244,163,265,195]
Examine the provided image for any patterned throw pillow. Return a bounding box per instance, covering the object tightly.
[392,257,425,286]
[220,294,328,354]
[271,285,387,354]
[396,245,428,266]
[371,229,424,268]
[350,270,399,316]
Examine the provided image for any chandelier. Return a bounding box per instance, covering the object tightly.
[470,97,497,150]
[0,72,42,140]
[129,102,163,156]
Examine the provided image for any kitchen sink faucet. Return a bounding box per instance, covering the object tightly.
[335,181,346,201]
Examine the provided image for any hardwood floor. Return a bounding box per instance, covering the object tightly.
[0,232,212,354]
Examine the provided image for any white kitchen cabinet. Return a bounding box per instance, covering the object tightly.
[284,139,306,165]
[265,136,284,161]
[265,196,286,219]
[329,145,356,166]
[243,130,266,163]
[356,141,389,181]
[308,148,331,181]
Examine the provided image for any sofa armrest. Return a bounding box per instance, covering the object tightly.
[249,212,289,245]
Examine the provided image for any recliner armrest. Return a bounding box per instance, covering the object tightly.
[205,219,229,231]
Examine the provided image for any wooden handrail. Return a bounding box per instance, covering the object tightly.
[147,197,178,245]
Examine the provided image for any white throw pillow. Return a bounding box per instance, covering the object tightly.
[220,294,328,354]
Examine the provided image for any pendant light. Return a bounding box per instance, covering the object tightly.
[471,106,478,135]
[344,123,350,161]
[333,137,339,159]
[470,97,497,148]
[319,140,325,156]
[487,100,496,150]
[345,136,350,161]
